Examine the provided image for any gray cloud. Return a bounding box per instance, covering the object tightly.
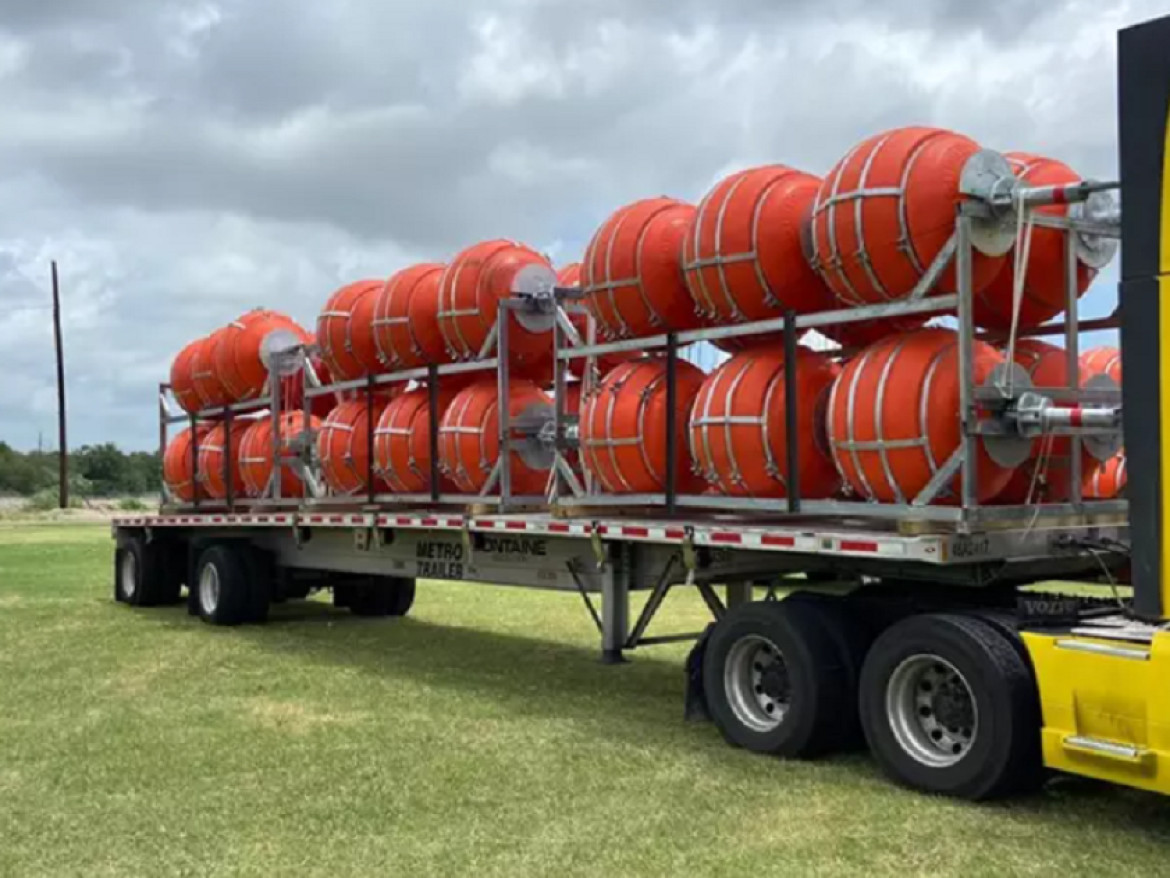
[0,0,1155,450]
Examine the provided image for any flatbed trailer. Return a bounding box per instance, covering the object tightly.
[112,14,1170,802]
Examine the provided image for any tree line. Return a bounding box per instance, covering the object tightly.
[0,442,161,498]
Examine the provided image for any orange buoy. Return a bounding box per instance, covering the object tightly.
[1085,452,1126,499]
[684,165,836,352]
[581,358,706,494]
[316,398,391,496]
[239,412,320,498]
[582,197,700,339]
[439,379,553,495]
[373,263,447,369]
[1081,345,1121,385]
[163,425,211,503]
[374,387,461,494]
[197,420,252,500]
[808,127,1008,345]
[994,339,1098,504]
[171,337,207,414]
[690,348,841,498]
[215,309,311,402]
[974,153,1096,331]
[317,280,385,381]
[827,328,1018,503]
[191,329,233,410]
[437,240,557,378]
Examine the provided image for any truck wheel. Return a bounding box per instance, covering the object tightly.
[115,538,182,607]
[859,613,1041,800]
[240,547,273,623]
[194,544,252,626]
[343,577,416,617]
[702,600,849,758]
[785,592,874,749]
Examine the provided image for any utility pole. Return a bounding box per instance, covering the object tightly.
[52,261,68,509]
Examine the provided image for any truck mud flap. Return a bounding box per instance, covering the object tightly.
[684,623,715,722]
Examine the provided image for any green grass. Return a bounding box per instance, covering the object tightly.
[1,524,1169,876]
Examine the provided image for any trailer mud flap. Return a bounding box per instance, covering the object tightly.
[684,623,715,722]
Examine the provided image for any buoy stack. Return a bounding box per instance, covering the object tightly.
[159,123,1120,514]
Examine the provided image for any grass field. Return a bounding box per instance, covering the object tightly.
[2,523,1170,877]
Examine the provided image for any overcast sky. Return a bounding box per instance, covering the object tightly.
[0,0,1158,451]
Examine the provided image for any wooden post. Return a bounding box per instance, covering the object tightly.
[51,261,68,509]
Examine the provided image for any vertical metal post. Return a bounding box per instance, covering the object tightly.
[366,374,377,506]
[158,384,168,507]
[188,412,200,507]
[582,307,598,495]
[665,331,679,514]
[552,306,566,502]
[1064,226,1083,505]
[956,212,978,517]
[51,261,68,510]
[270,362,282,501]
[601,543,631,664]
[497,301,512,509]
[427,364,441,502]
[783,310,801,514]
[725,582,754,608]
[224,409,235,511]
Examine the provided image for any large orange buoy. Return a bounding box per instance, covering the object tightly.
[215,309,311,402]
[239,412,320,498]
[827,328,1018,503]
[582,197,700,339]
[191,328,233,410]
[1085,452,1126,499]
[1081,345,1121,385]
[437,240,557,378]
[994,339,1097,504]
[439,379,553,495]
[558,262,638,378]
[581,358,706,494]
[684,165,836,352]
[163,425,211,503]
[974,153,1096,331]
[170,337,207,414]
[317,279,385,381]
[373,263,446,369]
[316,398,391,496]
[690,348,840,498]
[808,127,1008,345]
[197,419,252,500]
[373,387,460,494]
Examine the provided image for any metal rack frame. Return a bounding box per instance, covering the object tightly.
[159,178,1125,534]
[548,198,1125,532]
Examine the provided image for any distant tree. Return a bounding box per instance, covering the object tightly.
[0,442,160,497]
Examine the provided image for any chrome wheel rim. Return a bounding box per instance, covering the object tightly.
[886,654,978,768]
[724,634,790,732]
[199,564,221,616]
[120,551,138,600]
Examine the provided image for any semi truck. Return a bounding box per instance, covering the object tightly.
[112,14,1170,802]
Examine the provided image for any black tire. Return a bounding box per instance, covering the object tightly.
[702,600,850,758]
[859,613,1041,800]
[340,577,416,617]
[115,538,183,607]
[785,592,875,749]
[193,544,252,626]
[240,546,273,623]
